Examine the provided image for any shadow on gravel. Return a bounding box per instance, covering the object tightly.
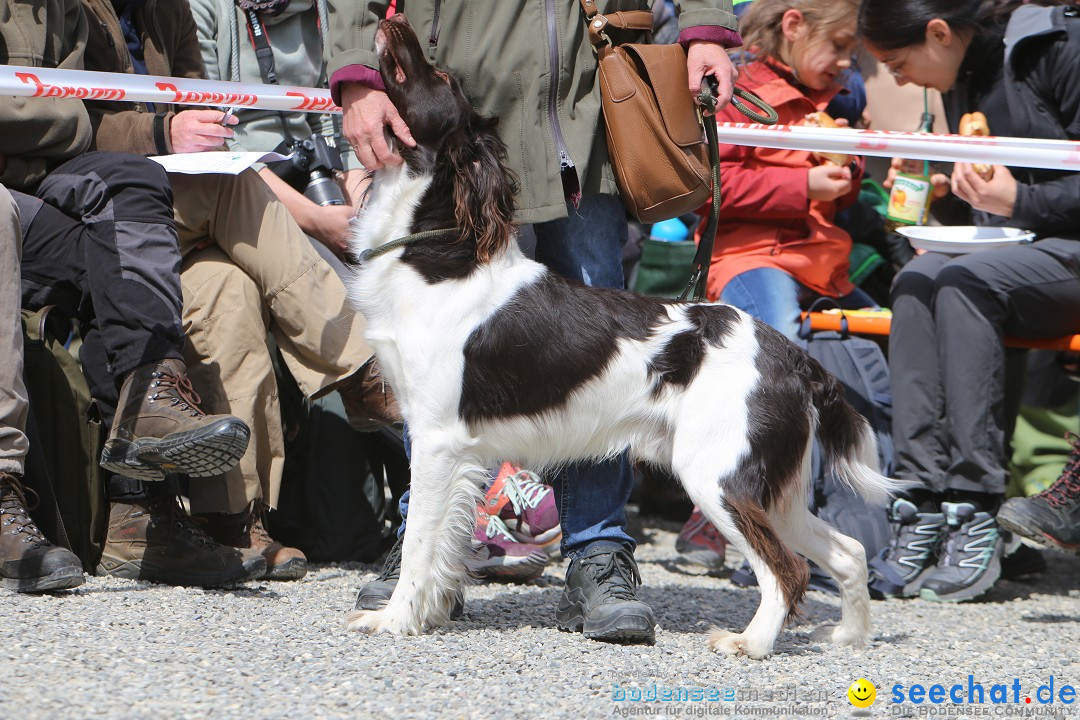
[1020,613,1080,624]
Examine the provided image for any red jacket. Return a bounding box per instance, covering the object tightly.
[698,59,863,302]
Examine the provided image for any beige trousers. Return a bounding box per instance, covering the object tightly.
[0,184,29,476]
[170,171,372,514]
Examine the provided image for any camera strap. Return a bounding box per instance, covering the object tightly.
[243,7,294,143]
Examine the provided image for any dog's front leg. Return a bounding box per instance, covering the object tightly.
[347,442,480,636]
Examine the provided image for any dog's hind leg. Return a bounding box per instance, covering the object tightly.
[347,442,483,636]
[775,503,872,649]
[697,492,809,660]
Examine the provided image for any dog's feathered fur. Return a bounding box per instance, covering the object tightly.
[344,14,902,659]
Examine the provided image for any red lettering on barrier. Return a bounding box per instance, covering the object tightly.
[286,91,338,112]
[15,72,126,101]
[155,82,258,106]
[1065,144,1080,166]
[855,129,890,151]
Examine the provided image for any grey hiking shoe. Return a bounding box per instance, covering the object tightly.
[919,502,1004,603]
[354,533,464,618]
[868,498,946,599]
[556,545,656,643]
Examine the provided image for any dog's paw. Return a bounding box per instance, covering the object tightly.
[707,629,772,660]
[345,608,424,636]
[810,623,868,648]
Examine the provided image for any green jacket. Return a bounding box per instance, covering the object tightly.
[0,0,92,191]
[327,0,738,224]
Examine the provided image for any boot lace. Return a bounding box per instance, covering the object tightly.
[377,533,404,582]
[161,498,221,549]
[577,548,642,603]
[1039,433,1080,508]
[0,473,48,548]
[150,370,207,418]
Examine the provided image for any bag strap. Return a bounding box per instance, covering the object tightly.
[798,296,850,340]
[578,0,778,301]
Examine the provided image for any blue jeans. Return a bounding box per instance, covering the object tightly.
[397,194,635,559]
[720,267,877,341]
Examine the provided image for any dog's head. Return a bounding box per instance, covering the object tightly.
[376,14,517,263]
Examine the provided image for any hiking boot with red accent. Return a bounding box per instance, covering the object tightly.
[465,511,549,582]
[195,502,308,580]
[337,358,403,431]
[96,497,265,586]
[675,506,728,569]
[0,472,84,593]
[998,433,1080,555]
[100,359,250,482]
[480,463,561,557]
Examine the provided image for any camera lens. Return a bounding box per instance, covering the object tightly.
[304,169,346,206]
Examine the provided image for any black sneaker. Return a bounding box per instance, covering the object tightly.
[997,437,1080,555]
[354,533,464,618]
[868,498,946,599]
[919,502,1003,603]
[555,545,655,643]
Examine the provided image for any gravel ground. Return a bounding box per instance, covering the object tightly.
[3,509,1079,720]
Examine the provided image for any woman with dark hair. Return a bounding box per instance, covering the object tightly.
[855,0,1080,602]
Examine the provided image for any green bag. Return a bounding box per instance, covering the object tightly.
[21,306,107,572]
[632,238,699,298]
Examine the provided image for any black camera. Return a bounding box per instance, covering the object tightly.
[272,134,346,206]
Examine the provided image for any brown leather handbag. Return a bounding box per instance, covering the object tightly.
[579,0,776,299]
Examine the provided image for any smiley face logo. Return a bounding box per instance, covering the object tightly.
[848,679,876,708]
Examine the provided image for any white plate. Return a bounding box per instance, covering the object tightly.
[896,226,1035,254]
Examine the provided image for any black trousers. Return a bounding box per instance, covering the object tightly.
[889,238,1080,497]
[17,151,184,422]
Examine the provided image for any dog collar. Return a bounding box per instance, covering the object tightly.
[357,227,460,263]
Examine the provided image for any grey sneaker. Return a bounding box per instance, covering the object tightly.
[919,502,1004,603]
[868,498,946,599]
[555,545,656,643]
[354,533,464,618]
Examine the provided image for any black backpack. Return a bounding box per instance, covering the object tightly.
[798,306,894,564]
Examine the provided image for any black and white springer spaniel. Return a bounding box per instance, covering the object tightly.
[344,14,901,659]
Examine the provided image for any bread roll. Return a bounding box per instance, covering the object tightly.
[804,112,852,167]
[960,111,994,181]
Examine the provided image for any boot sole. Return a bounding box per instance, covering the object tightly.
[919,561,1002,603]
[555,593,656,644]
[100,419,251,481]
[264,557,308,581]
[1,566,85,593]
[96,553,265,588]
[997,514,1080,556]
[465,550,548,582]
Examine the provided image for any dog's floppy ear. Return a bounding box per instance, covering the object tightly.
[446,116,518,262]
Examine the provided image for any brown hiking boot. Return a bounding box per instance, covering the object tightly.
[96,497,266,586]
[100,359,251,482]
[336,358,403,431]
[196,503,308,581]
[0,472,84,593]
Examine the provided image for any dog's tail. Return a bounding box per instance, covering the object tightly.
[807,356,906,508]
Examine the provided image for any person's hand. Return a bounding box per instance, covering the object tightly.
[951,162,1017,217]
[686,40,737,114]
[808,164,853,202]
[308,203,358,258]
[882,157,949,199]
[169,109,236,153]
[340,83,416,170]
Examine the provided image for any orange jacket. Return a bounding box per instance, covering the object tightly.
[698,59,863,301]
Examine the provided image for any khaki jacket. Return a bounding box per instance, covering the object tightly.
[81,0,208,155]
[0,0,92,190]
[327,0,738,224]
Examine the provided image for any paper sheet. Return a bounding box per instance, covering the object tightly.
[150,151,290,175]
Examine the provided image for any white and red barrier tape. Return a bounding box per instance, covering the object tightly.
[5,64,1080,171]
